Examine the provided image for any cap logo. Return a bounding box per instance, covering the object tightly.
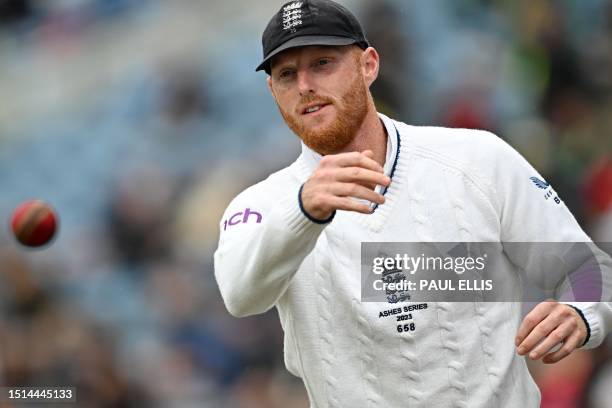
[282,2,303,33]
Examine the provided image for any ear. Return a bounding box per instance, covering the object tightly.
[361,47,380,87]
[267,76,276,98]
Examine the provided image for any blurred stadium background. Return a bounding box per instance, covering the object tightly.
[0,0,611,407]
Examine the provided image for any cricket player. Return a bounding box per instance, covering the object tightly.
[214,0,612,406]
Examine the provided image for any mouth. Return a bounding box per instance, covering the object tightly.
[301,103,332,115]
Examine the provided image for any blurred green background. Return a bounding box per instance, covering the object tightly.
[0,0,611,407]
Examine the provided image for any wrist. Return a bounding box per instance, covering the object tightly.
[566,304,591,347]
[298,184,335,224]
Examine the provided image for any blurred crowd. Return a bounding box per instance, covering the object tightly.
[0,0,610,407]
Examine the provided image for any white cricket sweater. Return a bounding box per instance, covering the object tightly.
[214,113,612,407]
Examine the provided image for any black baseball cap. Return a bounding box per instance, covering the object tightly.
[256,0,369,74]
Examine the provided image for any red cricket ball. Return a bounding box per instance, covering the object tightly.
[10,200,59,248]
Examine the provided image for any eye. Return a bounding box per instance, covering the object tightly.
[278,69,295,80]
[317,58,330,66]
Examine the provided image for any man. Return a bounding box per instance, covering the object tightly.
[214,1,612,406]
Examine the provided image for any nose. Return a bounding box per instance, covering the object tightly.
[296,69,315,96]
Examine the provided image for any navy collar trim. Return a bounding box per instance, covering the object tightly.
[372,122,401,213]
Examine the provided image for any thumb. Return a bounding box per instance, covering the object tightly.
[362,150,374,158]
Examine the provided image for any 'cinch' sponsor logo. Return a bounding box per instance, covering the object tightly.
[223,208,262,230]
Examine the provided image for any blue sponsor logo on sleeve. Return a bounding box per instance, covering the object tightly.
[530,176,560,204]
[530,176,551,190]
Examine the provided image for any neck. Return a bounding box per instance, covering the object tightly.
[338,99,387,167]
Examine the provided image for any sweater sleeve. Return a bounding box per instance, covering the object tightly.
[214,181,329,318]
[478,132,612,349]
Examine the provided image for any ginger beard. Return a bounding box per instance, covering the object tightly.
[276,72,369,155]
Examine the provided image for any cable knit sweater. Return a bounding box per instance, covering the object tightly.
[214,113,612,407]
